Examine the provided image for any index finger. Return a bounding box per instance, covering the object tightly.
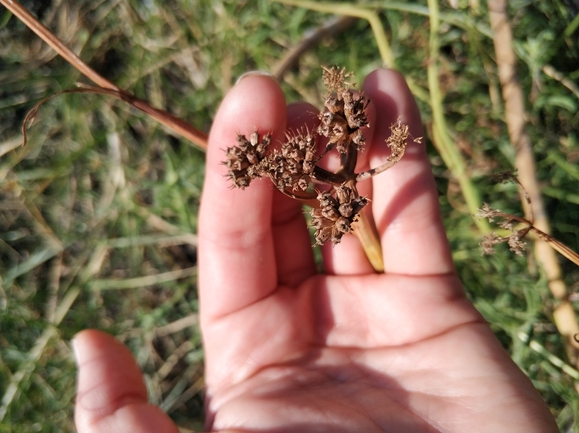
[198,74,287,321]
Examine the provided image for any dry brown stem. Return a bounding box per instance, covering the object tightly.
[0,0,119,92]
[488,0,579,358]
[476,201,579,268]
[0,0,208,150]
[272,16,357,81]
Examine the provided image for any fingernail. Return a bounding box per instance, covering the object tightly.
[235,70,276,85]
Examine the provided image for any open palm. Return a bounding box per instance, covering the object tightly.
[73,69,557,432]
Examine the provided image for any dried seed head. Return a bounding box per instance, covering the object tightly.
[311,185,368,246]
[266,130,318,191]
[474,203,501,223]
[507,235,526,256]
[476,202,531,257]
[342,91,370,130]
[321,66,354,95]
[480,232,504,255]
[317,190,338,208]
[355,116,420,182]
[498,218,515,231]
[221,67,395,251]
[386,117,410,157]
[223,131,272,188]
[317,67,370,154]
[479,227,528,257]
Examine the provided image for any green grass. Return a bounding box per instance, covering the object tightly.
[1,0,578,431]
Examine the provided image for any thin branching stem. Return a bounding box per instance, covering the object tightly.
[478,206,579,267]
[0,0,119,91]
[426,0,489,233]
[1,0,208,150]
[356,149,405,182]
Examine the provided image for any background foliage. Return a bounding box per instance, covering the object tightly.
[0,0,578,431]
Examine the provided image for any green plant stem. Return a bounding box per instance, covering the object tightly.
[564,12,579,38]
[518,332,579,380]
[274,0,394,68]
[426,0,489,233]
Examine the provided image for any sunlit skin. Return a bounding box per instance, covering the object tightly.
[73,69,559,433]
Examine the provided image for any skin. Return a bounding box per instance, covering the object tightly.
[73,69,559,433]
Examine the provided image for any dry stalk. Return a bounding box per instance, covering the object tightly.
[488,0,579,359]
[272,16,357,81]
[0,0,208,150]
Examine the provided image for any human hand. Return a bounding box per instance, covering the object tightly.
[73,69,558,432]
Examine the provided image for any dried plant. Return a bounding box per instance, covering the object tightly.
[223,66,420,247]
[7,4,406,270]
[475,171,579,266]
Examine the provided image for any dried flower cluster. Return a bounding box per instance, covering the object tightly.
[223,67,416,247]
[476,172,579,267]
[310,186,368,245]
[475,203,528,256]
[475,171,532,256]
[268,131,317,192]
[317,67,369,154]
[224,131,272,188]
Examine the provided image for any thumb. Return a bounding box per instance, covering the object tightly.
[73,329,179,433]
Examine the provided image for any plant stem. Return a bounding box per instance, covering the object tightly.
[352,211,384,272]
[488,0,579,360]
[426,0,489,233]
[273,0,394,68]
[0,0,119,91]
[0,0,208,150]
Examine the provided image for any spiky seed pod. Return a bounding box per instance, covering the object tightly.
[267,131,318,191]
[334,184,355,204]
[385,118,410,157]
[318,111,351,153]
[339,196,368,219]
[324,95,344,114]
[311,186,368,246]
[342,91,369,129]
[317,66,370,154]
[322,205,341,221]
[334,216,351,234]
[224,131,272,188]
[316,190,338,208]
[342,91,370,151]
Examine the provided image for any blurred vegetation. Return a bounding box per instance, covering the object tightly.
[0,0,578,431]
